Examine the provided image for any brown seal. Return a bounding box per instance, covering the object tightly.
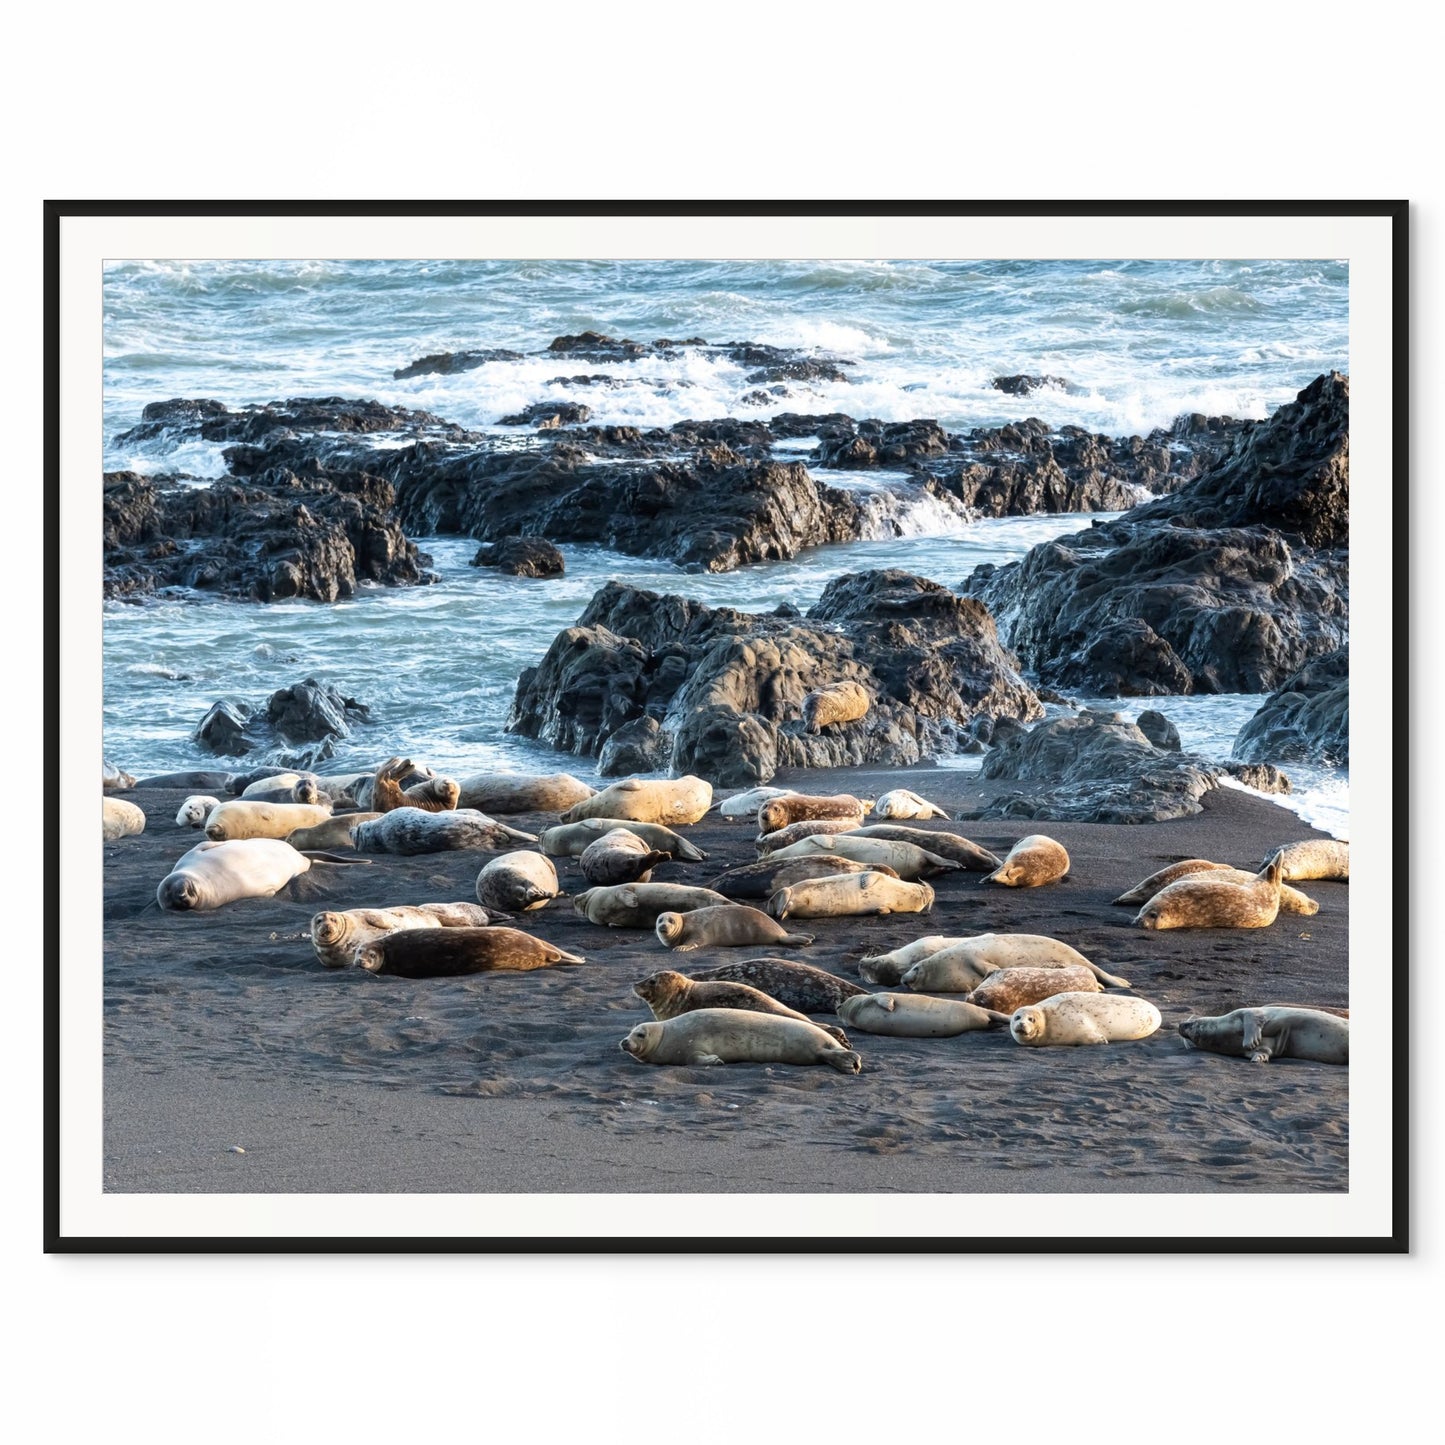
[758,793,870,834]
[708,855,897,900]
[355,926,585,977]
[620,1010,862,1074]
[633,969,851,1045]
[310,902,493,969]
[1179,1006,1348,1064]
[847,825,1001,872]
[965,965,1102,1013]
[756,818,869,855]
[655,906,814,951]
[369,757,422,813]
[684,958,865,1014]
[404,777,461,812]
[1115,859,1318,915]
[1134,857,1283,931]
[286,812,382,851]
[579,828,671,887]
[801,680,870,734]
[1263,839,1349,882]
[983,834,1070,888]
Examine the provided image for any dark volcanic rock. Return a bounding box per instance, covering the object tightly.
[1136,709,1182,750]
[194,699,255,756]
[470,536,566,577]
[745,359,850,385]
[193,678,370,764]
[815,419,951,469]
[547,331,658,361]
[1233,648,1349,766]
[597,716,672,776]
[266,678,370,744]
[392,349,524,379]
[993,374,1078,396]
[509,570,1041,785]
[497,401,593,429]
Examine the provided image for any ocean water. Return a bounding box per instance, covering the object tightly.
[100,258,1349,835]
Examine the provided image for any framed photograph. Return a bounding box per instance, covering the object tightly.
[50,201,1405,1250]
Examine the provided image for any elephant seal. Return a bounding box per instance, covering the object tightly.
[103,796,146,840]
[133,770,234,791]
[620,1009,861,1074]
[204,799,335,842]
[541,817,707,861]
[768,872,935,920]
[984,834,1070,888]
[580,828,671,887]
[157,839,316,911]
[656,906,815,951]
[310,902,493,969]
[354,807,538,856]
[103,759,137,792]
[717,786,790,820]
[573,883,730,928]
[559,776,712,826]
[1135,857,1283,930]
[686,958,866,1014]
[1010,992,1162,1047]
[1116,860,1318,916]
[286,812,382,851]
[901,934,1130,991]
[847,825,1001,872]
[765,833,961,880]
[837,992,1008,1037]
[758,793,869,834]
[965,965,1101,1013]
[475,850,560,912]
[801,680,870,734]
[873,789,949,820]
[1179,1006,1349,1064]
[356,926,585,977]
[458,771,596,814]
[858,936,959,986]
[633,969,850,1045]
[176,795,221,828]
[708,855,896,900]
[1264,839,1349,882]
[756,818,868,855]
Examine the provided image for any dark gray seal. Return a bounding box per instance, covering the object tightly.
[684,958,866,1015]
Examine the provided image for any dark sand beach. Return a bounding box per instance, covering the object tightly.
[103,767,1348,1195]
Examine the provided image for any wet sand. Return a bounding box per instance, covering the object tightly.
[102,769,1348,1194]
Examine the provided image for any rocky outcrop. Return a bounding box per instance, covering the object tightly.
[116,396,469,448]
[508,571,1041,785]
[993,374,1079,396]
[392,349,524,379]
[470,536,565,577]
[965,374,1349,695]
[1232,648,1348,766]
[497,401,593,428]
[193,678,370,764]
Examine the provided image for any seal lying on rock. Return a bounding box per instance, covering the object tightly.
[1010,992,1162,1047]
[901,934,1130,991]
[157,839,324,911]
[758,793,870,834]
[457,772,595,814]
[1179,1006,1349,1064]
[1115,859,1318,915]
[620,1010,862,1074]
[1134,857,1283,930]
[684,958,865,1014]
[559,776,712,826]
[845,825,1001,872]
[768,872,934,920]
[356,926,585,977]
[103,797,146,840]
[541,817,707,861]
[708,855,897,900]
[801,680,870,734]
[838,991,1009,1037]
[354,808,537,856]
[984,835,1070,888]
[965,966,1101,1012]
[1263,839,1349,882]
[655,906,814,951]
[310,902,493,969]
[765,833,962,880]
[633,969,850,1045]
[475,851,560,912]
[204,799,334,842]
[573,883,729,928]
[579,828,670,887]
[176,795,221,828]
[872,789,949,820]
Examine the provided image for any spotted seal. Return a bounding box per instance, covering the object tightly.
[716,786,791,820]
[756,818,868,855]
[768,872,934,920]
[684,959,865,1014]
[559,776,712,826]
[353,808,538,856]
[1263,839,1350,882]
[633,969,851,1045]
[757,793,870,834]
[156,839,319,911]
[764,833,962,880]
[103,796,146,840]
[356,926,585,977]
[620,1010,861,1074]
[204,799,335,842]
[1179,1006,1349,1064]
[708,855,896,900]
[845,825,1001,872]
[655,906,815,951]
[837,992,1009,1037]
[541,818,707,862]
[1134,857,1283,930]
[475,851,560,912]
[103,760,137,792]
[901,935,1130,991]
[965,966,1101,1013]
[872,789,949,820]
[457,772,596,815]
[1010,992,1162,1047]
[286,813,382,851]
[1116,860,1318,916]
[858,936,959,986]
[310,902,493,969]
[175,795,221,829]
[579,828,671,887]
[984,835,1070,888]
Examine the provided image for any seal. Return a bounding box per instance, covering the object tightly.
[1179,1006,1349,1064]
[757,793,869,834]
[901,934,1130,991]
[227,765,317,796]
[983,834,1070,888]
[312,772,371,807]
[847,825,1001,872]
[858,936,959,986]
[756,818,868,855]
[353,807,538,856]
[457,772,596,815]
[1134,857,1283,931]
[204,799,335,842]
[354,758,435,811]
[541,818,707,862]
[103,796,146,840]
[1113,859,1228,905]
[965,965,1102,1013]
[579,828,671,887]
[133,770,234,791]
[475,850,560,912]
[103,759,137,792]
[240,771,317,799]
[369,757,459,813]
[559,776,713,826]
[176,795,221,828]
[717,786,790,820]
[403,777,461,812]
[633,969,851,1045]
[355,926,585,977]
[620,1009,862,1074]
[801,680,870,734]
[656,906,814,951]
[1010,992,1162,1047]
[708,855,897,900]
[1263,839,1350,882]
[768,872,935,920]
[872,789,949,820]
[310,902,493,969]
[573,883,730,928]
[242,779,323,806]
[685,958,866,1013]
[157,838,315,911]
[285,812,382,851]
[836,992,1009,1037]
[1115,860,1318,916]
[764,834,962,880]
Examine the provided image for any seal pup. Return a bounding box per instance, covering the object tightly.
[768,872,935,920]
[633,969,851,1045]
[1115,860,1318,916]
[716,786,790,820]
[758,793,870,834]
[1179,1006,1349,1064]
[965,965,1101,1013]
[579,828,671,887]
[573,884,729,929]
[685,958,866,1014]
[846,825,1001,872]
[541,818,706,861]
[858,936,961,986]
[620,1010,861,1074]
[286,812,382,851]
[708,855,897,900]
[764,833,961,880]
[559,776,712,826]
[1263,839,1349,882]
[801,680,870,734]
[103,796,146,840]
[176,795,221,828]
[157,838,316,911]
[901,934,1130,991]
[656,906,814,951]
[756,818,868,856]
[1134,857,1283,930]
[475,851,560,912]
[873,789,949,820]
[103,759,137,792]
[837,992,1009,1037]
[457,772,595,815]
[356,926,585,978]
[204,799,334,842]
[983,835,1070,888]
[1010,992,1162,1047]
[354,808,538,856]
[310,902,493,969]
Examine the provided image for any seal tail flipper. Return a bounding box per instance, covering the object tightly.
[1112,887,1146,906]
[299,851,375,865]
[1091,964,1132,988]
[826,1049,864,1075]
[551,948,587,965]
[498,825,540,845]
[780,932,816,947]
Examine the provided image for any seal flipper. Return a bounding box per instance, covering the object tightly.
[692,1052,724,1066]
[299,851,375,865]
[1088,963,1132,988]
[779,932,816,947]
[1239,1009,1268,1053]
[983,1009,1012,1028]
[825,1049,864,1075]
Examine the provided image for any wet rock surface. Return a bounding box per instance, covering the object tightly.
[193,678,371,764]
[469,536,566,577]
[1232,648,1349,765]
